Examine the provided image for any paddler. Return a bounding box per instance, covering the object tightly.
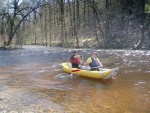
[86,52,103,71]
[70,51,83,68]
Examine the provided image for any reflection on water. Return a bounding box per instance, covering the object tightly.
[0,45,150,113]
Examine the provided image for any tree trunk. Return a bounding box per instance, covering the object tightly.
[22,21,26,45]
[76,0,80,27]
[33,11,37,45]
[148,29,150,49]
[105,0,110,48]
[92,0,100,48]
[133,0,145,49]
[7,36,13,46]
[68,0,73,37]
[73,0,79,48]
[1,15,6,46]
[83,0,86,26]
[76,0,80,48]
[44,1,48,46]
[40,14,44,46]
[49,1,52,46]
[7,19,14,45]
[57,0,65,46]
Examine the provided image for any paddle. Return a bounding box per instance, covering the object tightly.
[71,69,81,72]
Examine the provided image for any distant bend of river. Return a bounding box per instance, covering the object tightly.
[0,45,149,113]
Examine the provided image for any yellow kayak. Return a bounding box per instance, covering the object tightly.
[61,62,119,79]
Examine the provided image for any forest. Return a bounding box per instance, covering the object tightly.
[0,0,150,49]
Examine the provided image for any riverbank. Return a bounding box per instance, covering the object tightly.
[0,45,23,50]
[0,39,150,50]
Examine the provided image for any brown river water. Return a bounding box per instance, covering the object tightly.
[0,45,149,113]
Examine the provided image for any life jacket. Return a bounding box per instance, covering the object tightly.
[89,58,99,68]
[70,55,80,64]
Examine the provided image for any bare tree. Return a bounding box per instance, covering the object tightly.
[87,0,106,48]
[4,0,43,46]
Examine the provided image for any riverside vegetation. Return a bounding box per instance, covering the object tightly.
[0,0,150,49]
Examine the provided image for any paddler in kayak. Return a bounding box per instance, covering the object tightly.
[70,51,83,68]
[86,52,103,71]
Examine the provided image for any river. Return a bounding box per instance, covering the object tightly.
[0,45,149,113]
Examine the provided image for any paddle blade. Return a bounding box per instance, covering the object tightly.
[72,69,80,72]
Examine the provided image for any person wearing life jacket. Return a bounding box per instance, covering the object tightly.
[86,52,103,71]
[70,51,82,68]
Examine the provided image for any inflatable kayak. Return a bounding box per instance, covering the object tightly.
[61,62,119,79]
